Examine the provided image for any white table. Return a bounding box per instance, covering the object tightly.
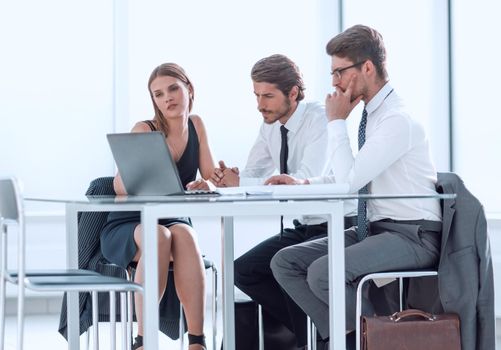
[28,192,453,350]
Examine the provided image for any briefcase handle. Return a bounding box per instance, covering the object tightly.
[390,309,436,322]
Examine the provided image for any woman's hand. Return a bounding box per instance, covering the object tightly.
[186,178,216,191]
[264,174,309,185]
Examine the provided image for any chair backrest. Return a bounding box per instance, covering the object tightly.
[77,176,115,270]
[0,177,22,224]
[0,177,26,286]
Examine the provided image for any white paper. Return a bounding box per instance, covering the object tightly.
[217,183,350,196]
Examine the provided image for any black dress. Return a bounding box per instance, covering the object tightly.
[101,118,199,268]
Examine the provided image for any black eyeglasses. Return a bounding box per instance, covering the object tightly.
[330,61,365,80]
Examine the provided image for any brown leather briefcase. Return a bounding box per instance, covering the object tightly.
[361,309,461,350]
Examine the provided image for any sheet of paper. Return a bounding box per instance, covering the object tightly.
[217,183,350,196]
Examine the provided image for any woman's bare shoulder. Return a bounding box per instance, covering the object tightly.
[131,120,154,132]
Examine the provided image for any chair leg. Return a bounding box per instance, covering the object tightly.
[399,277,404,311]
[179,303,184,350]
[85,328,90,350]
[0,232,7,350]
[310,317,317,350]
[110,292,116,350]
[16,275,25,350]
[257,304,264,350]
[125,267,134,350]
[120,293,127,350]
[307,316,312,349]
[127,291,133,350]
[92,291,100,350]
[211,266,217,350]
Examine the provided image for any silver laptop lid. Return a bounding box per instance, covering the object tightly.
[107,132,185,195]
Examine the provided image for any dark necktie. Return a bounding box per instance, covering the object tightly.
[279,125,289,236]
[357,108,369,241]
[280,125,289,174]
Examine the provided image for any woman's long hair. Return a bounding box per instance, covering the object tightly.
[148,63,195,136]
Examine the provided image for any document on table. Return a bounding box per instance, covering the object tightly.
[217,183,350,196]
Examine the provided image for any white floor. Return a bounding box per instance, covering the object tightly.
[3,306,501,349]
[3,309,224,350]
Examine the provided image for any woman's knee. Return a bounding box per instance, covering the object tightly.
[157,225,172,252]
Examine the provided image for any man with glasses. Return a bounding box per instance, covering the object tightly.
[267,25,442,349]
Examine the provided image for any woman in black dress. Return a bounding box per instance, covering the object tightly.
[101,63,216,350]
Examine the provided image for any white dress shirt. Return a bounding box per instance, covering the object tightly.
[240,101,328,185]
[241,101,356,224]
[309,83,441,222]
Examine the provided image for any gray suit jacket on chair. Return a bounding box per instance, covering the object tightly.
[407,172,495,350]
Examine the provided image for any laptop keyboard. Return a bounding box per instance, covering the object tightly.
[184,189,219,195]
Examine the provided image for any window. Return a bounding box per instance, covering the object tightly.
[0,1,114,201]
[452,0,501,214]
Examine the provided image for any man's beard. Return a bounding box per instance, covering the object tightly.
[261,99,292,124]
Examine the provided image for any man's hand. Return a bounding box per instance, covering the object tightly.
[326,75,363,121]
[210,160,239,187]
[264,174,309,185]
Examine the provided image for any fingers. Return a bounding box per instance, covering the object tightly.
[264,175,280,185]
[186,179,209,190]
[345,74,357,95]
[264,174,290,185]
[218,160,227,170]
[186,180,197,190]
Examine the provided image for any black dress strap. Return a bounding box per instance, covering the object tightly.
[143,120,157,131]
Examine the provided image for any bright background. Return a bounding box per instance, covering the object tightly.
[0,0,500,313]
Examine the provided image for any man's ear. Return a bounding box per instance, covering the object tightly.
[289,85,299,101]
[363,60,376,77]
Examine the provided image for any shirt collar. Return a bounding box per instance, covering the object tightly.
[282,101,306,134]
[365,82,393,115]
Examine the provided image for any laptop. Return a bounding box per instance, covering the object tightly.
[107,131,218,196]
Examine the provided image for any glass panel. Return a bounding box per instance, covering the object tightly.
[0,1,114,199]
[343,0,450,171]
[125,0,336,168]
[452,0,501,214]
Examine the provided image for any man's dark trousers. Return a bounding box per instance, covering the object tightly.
[234,217,356,347]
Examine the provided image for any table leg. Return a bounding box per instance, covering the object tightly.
[221,216,235,350]
[142,206,160,350]
[328,201,345,350]
[66,203,80,350]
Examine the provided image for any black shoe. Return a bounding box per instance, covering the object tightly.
[346,331,356,350]
[315,333,355,350]
[188,333,206,349]
[132,335,143,350]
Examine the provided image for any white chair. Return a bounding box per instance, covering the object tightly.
[355,270,438,350]
[0,177,143,350]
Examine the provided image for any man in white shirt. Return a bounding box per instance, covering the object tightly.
[211,54,356,348]
[267,25,442,346]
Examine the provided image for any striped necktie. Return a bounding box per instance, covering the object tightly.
[357,108,369,241]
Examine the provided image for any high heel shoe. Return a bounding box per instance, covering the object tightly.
[188,333,206,349]
[132,335,143,350]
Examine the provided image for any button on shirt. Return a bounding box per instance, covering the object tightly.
[309,83,441,222]
[240,101,357,224]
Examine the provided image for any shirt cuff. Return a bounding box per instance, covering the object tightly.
[327,119,348,138]
[307,176,336,185]
[240,177,264,186]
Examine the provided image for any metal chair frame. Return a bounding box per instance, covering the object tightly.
[355,270,438,350]
[0,177,143,350]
